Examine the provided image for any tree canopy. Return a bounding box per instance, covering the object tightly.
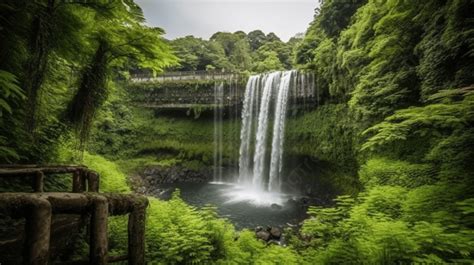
[0,0,177,162]
[169,30,303,73]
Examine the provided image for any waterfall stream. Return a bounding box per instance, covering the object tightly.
[212,70,314,205]
[213,82,224,182]
[238,70,296,193]
[268,70,294,191]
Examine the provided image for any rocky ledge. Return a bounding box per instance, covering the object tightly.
[140,166,212,184]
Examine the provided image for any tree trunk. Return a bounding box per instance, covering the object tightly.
[23,0,56,135]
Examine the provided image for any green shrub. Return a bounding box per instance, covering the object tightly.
[286,104,359,172]
[359,158,436,188]
[106,191,299,265]
[82,153,131,193]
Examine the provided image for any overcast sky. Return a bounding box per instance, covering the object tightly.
[136,0,319,41]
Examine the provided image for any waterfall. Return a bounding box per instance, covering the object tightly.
[252,72,280,190]
[213,82,224,182]
[237,70,314,193]
[268,70,294,191]
[238,75,260,184]
[236,71,290,192]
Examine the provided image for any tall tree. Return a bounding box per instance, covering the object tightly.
[66,3,176,148]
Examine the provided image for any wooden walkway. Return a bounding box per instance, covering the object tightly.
[0,165,148,265]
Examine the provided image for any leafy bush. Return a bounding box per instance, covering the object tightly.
[359,158,436,188]
[106,191,298,264]
[299,185,474,264]
[286,103,359,172]
[82,153,131,193]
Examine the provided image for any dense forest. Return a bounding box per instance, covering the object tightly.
[1,0,474,264]
[168,30,302,72]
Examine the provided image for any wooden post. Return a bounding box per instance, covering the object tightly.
[87,171,100,192]
[128,198,148,265]
[89,195,108,265]
[33,171,44,192]
[72,170,83,192]
[24,198,52,265]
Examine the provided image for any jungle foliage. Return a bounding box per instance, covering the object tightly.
[289,0,474,263]
[1,0,474,264]
[0,0,176,163]
[169,30,303,73]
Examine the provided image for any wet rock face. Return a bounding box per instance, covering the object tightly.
[133,165,212,197]
[140,166,212,185]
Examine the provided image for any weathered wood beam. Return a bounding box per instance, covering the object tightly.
[86,171,100,192]
[128,197,148,265]
[0,192,148,265]
[24,197,52,265]
[0,166,99,193]
[89,195,108,265]
[0,194,52,265]
[0,164,87,169]
[102,193,148,265]
[33,171,44,192]
[0,166,88,176]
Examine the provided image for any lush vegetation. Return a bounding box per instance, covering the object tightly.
[0,0,176,163]
[288,0,474,263]
[169,30,303,73]
[1,0,473,264]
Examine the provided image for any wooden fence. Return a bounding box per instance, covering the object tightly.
[0,165,148,265]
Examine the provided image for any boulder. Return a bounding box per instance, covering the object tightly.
[269,227,282,240]
[299,196,310,206]
[256,231,270,241]
[270,203,283,210]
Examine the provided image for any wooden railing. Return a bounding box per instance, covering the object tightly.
[131,70,241,83]
[0,165,148,265]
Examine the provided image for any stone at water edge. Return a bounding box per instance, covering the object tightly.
[269,227,282,240]
[270,203,283,210]
[255,226,283,242]
[267,239,281,246]
[256,230,271,241]
[299,196,312,208]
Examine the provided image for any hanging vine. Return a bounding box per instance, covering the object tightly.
[66,38,109,150]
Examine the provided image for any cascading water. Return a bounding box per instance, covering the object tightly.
[268,70,294,191]
[237,70,294,192]
[252,72,280,189]
[211,70,314,205]
[238,75,260,184]
[213,82,224,182]
[237,70,311,194]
